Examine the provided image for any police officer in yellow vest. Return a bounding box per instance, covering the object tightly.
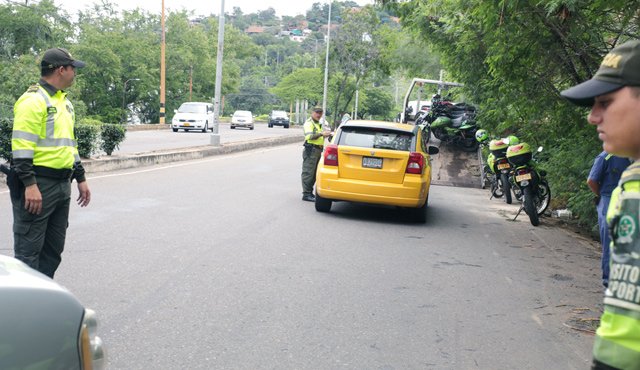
[10,47,91,278]
[562,39,640,369]
[301,106,331,202]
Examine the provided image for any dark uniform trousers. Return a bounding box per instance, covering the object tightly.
[12,176,71,278]
[301,144,323,196]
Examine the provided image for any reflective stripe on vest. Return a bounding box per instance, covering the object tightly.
[11,85,79,169]
[37,89,56,138]
[595,163,640,368]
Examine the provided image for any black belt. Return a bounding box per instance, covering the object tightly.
[304,143,324,150]
[34,165,73,180]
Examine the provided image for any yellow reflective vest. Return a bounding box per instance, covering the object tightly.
[12,83,80,173]
[594,162,640,368]
[303,117,325,146]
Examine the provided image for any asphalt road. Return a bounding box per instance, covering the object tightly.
[0,144,602,369]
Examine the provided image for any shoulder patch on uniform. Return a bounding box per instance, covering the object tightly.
[27,85,39,93]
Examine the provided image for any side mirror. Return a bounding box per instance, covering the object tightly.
[173,109,178,114]
[428,146,439,155]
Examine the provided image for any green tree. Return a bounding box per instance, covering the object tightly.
[382,0,639,226]
[326,5,388,125]
[270,68,324,107]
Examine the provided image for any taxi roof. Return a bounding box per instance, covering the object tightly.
[339,120,417,133]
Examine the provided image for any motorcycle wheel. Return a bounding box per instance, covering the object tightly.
[433,128,444,140]
[424,125,432,144]
[461,137,479,152]
[523,186,540,226]
[512,186,523,202]
[492,175,504,198]
[501,173,512,204]
[535,180,551,216]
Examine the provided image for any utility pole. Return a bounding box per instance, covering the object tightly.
[160,0,166,124]
[189,65,193,101]
[314,39,318,68]
[210,0,225,146]
[321,0,332,126]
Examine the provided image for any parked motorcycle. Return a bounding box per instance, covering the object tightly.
[428,102,478,152]
[488,138,513,204]
[506,143,551,226]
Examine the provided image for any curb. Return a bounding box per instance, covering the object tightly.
[82,134,302,173]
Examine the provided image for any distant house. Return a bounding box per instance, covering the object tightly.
[288,28,306,42]
[245,25,265,35]
[278,30,291,37]
[319,24,340,35]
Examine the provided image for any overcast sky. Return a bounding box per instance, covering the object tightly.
[55,0,376,18]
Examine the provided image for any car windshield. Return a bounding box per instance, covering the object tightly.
[234,111,252,118]
[178,104,207,114]
[272,111,287,118]
[338,127,413,151]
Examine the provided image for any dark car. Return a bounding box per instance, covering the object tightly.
[268,110,290,128]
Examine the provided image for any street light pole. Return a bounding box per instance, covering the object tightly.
[210,0,225,147]
[122,78,140,124]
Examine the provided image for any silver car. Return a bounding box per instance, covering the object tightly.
[230,110,254,130]
[0,254,105,369]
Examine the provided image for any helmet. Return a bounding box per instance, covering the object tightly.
[475,129,488,143]
[506,142,533,166]
[506,142,532,157]
[489,139,508,151]
[505,135,520,145]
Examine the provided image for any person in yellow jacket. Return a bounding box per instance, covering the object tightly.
[301,106,331,202]
[10,47,91,278]
[561,39,640,369]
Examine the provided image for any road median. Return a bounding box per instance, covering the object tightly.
[82,134,302,174]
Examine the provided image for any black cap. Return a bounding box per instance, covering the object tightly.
[41,48,86,69]
[561,40,640,107]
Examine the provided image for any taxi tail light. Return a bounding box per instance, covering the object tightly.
[406,152,424,174]
[324,144,339,166]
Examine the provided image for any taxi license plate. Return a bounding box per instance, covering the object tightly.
[362,156,383,169]
[515,173,532,182]
[497,163,510,170]
[184,123,191,126]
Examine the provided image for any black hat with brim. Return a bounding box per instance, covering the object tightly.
[561,40,640,107]
[560,79,623,107]
[41,48,86,69]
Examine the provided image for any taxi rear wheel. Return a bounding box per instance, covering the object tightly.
[411,196,428,223]
[315,193,332,212]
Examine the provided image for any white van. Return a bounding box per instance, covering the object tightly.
[172,102,215,132]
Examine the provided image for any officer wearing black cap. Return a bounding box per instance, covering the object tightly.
[561,39,640,370]
[301,105,331,202]
[10,47,91,278]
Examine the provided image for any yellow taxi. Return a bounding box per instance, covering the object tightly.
[315,120,439,222]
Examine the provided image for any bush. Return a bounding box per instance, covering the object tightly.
[75,124,100,159]
[100,124,126,156]
[0,118,12,161]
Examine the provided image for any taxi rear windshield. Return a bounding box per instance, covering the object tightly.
[338,127,413,151]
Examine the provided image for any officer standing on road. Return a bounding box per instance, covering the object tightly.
[587,151,631,288]
[10,47,91,278]
[301,106,331,202]
[561,39,640,370]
